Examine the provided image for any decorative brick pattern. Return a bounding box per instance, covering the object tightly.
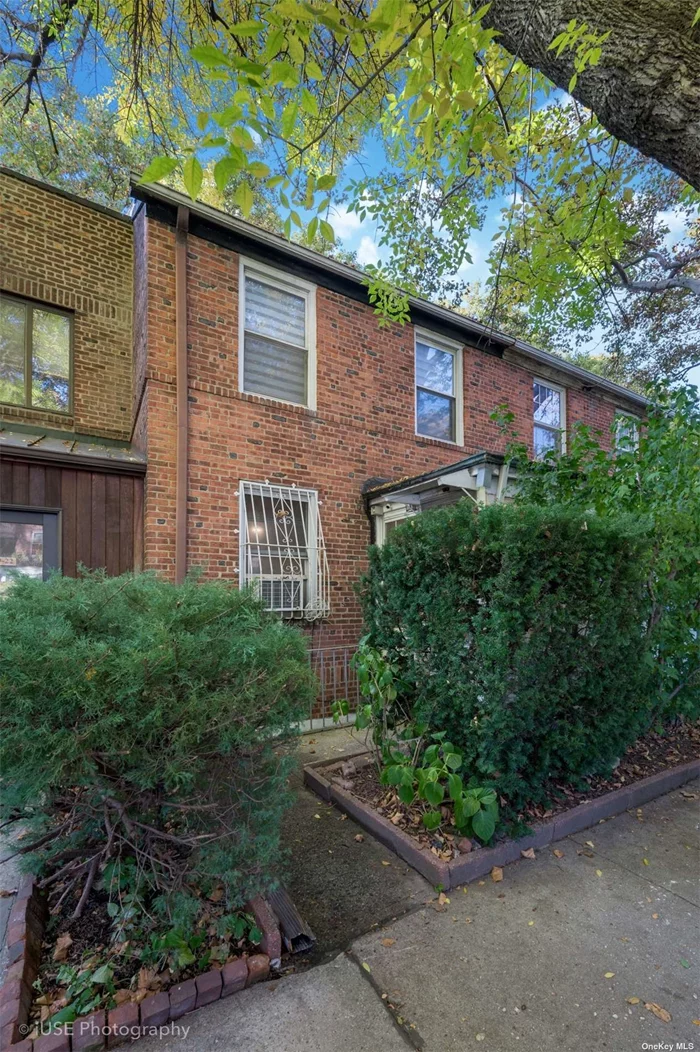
[0,170,133,441]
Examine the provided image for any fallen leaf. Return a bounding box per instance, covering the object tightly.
[626,997,640,1005]
[491,867,503,883]
[476,1034,486,1042]
[642,858,649,866]
[596,869,603,877]
[645,1002,671,1023]
[208,887,224,903]
[361,963,371,973]
[438,892,450,906]
[604,972,615,979]
[680,959,690,969]
[585,841,595,849]
[381,938,395,947]
[692,1019,700,1025]
[313,814,321,820]
[354,834,364,843]
[520,848,536,859]
[478,881,485,886]
[0,889,16,898]
[552,849,565,859]
[680,791,697,800]
[53,933,73,962]
[114,989,132,1005]
[528,920,535,926]
[381,860,391,867]
[652,913,659,919]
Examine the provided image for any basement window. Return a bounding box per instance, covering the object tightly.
[239,481,329,619]
[239,260,316,408]
[0,294,72,413]
[533,379,566,458]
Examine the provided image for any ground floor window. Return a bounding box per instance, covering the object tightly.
[239,481,329,619]
[0,508,60,593]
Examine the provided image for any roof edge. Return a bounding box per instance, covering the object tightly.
[130,175,648,410]
[1,165,131,225]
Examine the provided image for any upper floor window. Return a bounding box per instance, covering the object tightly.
[239,260,316,408]
[614,412,639,451]
[239,480,329,619]
[0,295,72,414]
[533,379,565,458]
[415,330,463,444]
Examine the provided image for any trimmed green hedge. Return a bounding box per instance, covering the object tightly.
[361,502,654,810]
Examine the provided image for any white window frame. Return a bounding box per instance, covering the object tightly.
[238,480,329,619]
[613,411,640,451]
[373,504,418,546]
[238,257,317,410]
[533,377,567,457]
[414,328,464,446]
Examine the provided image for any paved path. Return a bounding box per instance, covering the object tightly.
[134,753,699,1052]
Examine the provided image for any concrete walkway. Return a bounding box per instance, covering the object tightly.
[133,740,699,1052]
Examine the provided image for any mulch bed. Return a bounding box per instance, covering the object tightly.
[339,722,700,863]
[27,882,260,1038]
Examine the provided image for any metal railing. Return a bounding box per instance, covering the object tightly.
[307,644,360,730]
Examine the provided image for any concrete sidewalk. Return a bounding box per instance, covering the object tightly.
[134,767,699,1052]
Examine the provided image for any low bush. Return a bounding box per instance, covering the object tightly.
[361,501,654,811]
[0,571,316,930]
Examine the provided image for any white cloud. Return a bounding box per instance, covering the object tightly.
[329,204,362,240]
[356,235,380,267]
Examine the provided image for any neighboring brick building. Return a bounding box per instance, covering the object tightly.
[129,181,646,676]
[0,168,145,584]
[0,167,646,702]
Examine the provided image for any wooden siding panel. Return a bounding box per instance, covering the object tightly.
[76,471,92,571]
[119,476,134,573]
[1,456,144,577]
[60,470,77,576]
[105,474,121,576]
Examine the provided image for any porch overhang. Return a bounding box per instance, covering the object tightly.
[363,451,513,516]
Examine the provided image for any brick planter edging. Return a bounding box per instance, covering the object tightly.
[304,754,700,891]
[0,882,283,1051]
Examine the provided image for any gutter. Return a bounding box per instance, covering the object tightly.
[130,176,648,412]
[175,205,189,584]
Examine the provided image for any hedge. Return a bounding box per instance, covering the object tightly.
[0,571,316,927]
[361,501,655,810]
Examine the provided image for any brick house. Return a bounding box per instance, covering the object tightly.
[0,168,145,588]
[1,167,646,706]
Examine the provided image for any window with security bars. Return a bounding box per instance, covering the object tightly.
[240,262,315,407]
[533,379,565,458]
[239,481,329,619]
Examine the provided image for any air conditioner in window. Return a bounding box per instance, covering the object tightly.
[260,578,304,613]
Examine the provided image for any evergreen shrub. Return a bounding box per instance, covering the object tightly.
[361,501,654,810]
[0,571,315,924]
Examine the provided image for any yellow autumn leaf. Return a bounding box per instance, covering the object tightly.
[596,869,603,877]
[604,972,615,978]
[362,962,371,973]
[642,858,649,865]
[626,997,640,1005]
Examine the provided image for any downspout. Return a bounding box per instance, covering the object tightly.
[175,205,189,584]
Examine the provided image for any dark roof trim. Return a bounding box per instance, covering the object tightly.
[131,177,648,410]
[363,451,504,501]
[0,444,146,476]
[1,166,131,225]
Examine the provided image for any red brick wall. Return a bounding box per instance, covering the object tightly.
[136,215,630,649]
[0,171,133,440]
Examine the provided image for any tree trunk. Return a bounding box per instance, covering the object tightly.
[482,0,700,190]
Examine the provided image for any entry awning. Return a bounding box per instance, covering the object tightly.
[363,451,513,511]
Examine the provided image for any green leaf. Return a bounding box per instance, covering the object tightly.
[232,20,264,36]
[471,808,496,844]
[91,964,114,984]
[138,156,178,184]
[447,773,463,801]
[458,793,480,818]
[422,810,442,830]
[183,155,203,200]
[301,88,319,117]
[385,764,403,785]
[213,156,240,192]
[398,782,415,805]
[106,901,119,918]
[249,925,262,944]
[247,161,271,179]
[190,44,230,68]
[444,752,462,771]
[319,219,335,243]
[423,781,444,807]
[235,180,254,217]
